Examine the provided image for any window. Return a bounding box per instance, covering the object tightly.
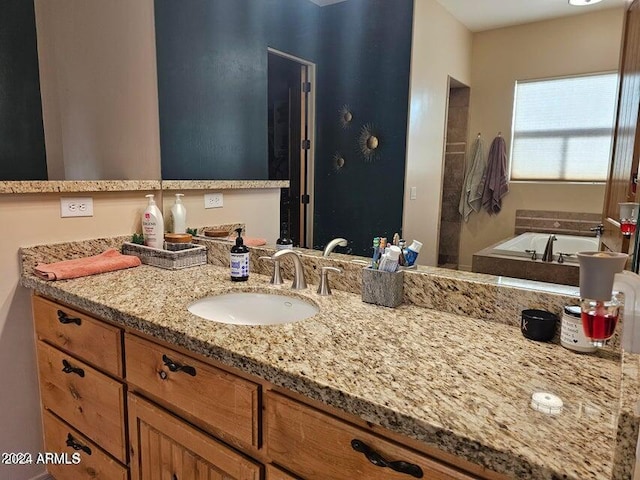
[510,72,618,182]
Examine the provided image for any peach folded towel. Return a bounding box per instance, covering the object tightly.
[225,235,267,247]
[34,249,142,281]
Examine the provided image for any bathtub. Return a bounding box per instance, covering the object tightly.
[490,232,599,263]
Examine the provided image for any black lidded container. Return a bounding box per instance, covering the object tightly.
[521,309,558,342]
[230,228,249,282]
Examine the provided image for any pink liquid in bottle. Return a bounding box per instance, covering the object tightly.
[581,301,618,341]
[621,222,636,236]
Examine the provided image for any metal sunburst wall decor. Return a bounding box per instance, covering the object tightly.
[339,105,353,129]
[358,123,381,162]
[332,152,345,173]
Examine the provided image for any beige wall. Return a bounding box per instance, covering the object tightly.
[0,189,279,480]
[34,0,161,180]
[162,189,281,241]
[458,8,626,270]
[403,0,473,266]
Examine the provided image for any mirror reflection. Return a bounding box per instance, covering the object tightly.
[1,0,627,285]
[154,0,412,257]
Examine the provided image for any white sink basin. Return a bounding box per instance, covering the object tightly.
[187,292,319,326]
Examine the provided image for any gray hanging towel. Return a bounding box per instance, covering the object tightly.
[458,137,486,222]
[478,135,509,215]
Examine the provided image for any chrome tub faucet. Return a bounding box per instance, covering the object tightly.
[542,234,557,262]
[323,238,348,257]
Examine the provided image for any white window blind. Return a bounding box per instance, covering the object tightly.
[510,72,618,181]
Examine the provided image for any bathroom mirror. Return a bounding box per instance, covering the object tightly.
[3,0,623,278]
[1,0,161,181]
[152,0,621,268]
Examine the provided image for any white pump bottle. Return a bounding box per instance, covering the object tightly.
[142,194,164,249]
[171,194,187,234]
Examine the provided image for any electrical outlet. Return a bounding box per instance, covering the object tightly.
[410,187,417,200]
[204,193,224,209]
[60,197,94,217]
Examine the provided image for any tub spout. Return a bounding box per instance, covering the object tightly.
[323,238,348,257]
[542,235,557,262]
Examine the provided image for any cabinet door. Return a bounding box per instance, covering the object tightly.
[128,393,262,480]
[266,392,476,480]
[126,334,259,449]
[601,0,640,254]
[267,464,301,480]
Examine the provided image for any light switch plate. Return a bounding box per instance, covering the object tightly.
[60,197,94,217]
[204,193,224,209]
[410,187,417,200]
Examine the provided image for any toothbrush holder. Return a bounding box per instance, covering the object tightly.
[362,267,404,308]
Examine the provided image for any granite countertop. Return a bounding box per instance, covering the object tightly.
[0,180,161,194]
[21,264,633,480]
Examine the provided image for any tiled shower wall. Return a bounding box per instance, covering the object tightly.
[438,86,470,268]
[514,210,601,236]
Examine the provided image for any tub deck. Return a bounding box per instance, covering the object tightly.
[471,232,598,286]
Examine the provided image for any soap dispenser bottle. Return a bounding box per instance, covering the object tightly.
[171,193,187,234]
[230,228,249,282]
[276,222,294,251]
[142,194,164,249]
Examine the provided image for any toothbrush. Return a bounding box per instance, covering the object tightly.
[379,237,387,257]
[372,237,380,269]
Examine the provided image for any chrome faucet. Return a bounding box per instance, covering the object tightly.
[258,256,284,285]
[590,224,605,238]
[542,234,557,262]
[317,266,342,296]
[323,238,348,257]
[271,250,307,289]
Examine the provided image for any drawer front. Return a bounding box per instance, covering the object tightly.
[42,411,127,480]
[125,334,260,448]
[36,341,127,463]
[129,394,261,480]
[267,464,301,480]
[266,392,475,480]
[33,295,123,377]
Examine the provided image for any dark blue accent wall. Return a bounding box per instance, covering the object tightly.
[155,0,320,180]
[0,0,47,180]
[313,0,413,255]
[155,0,413,255]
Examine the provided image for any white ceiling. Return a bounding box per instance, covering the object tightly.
[435,0,628,32]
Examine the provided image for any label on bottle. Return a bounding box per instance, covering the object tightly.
[142,214,162,249]
[404,248,418,266]
[275,243,293,251]
[230,252,249,278]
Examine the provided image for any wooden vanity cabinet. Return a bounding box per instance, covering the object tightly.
[36,341,127,462]
[125,333,260,450]
[128,393,262,480]
[32,295,123,377]
[42,411,128,480]
[266,465,301,480]
[33,295,128,479]
[266,392,476,480]
[33,295,499,480]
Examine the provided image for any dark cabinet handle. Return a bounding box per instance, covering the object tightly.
[57,310,81,326]
[62,359,85,377]
[66,433,91,455]
[162,354,196,377]
[351,439,423,478]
